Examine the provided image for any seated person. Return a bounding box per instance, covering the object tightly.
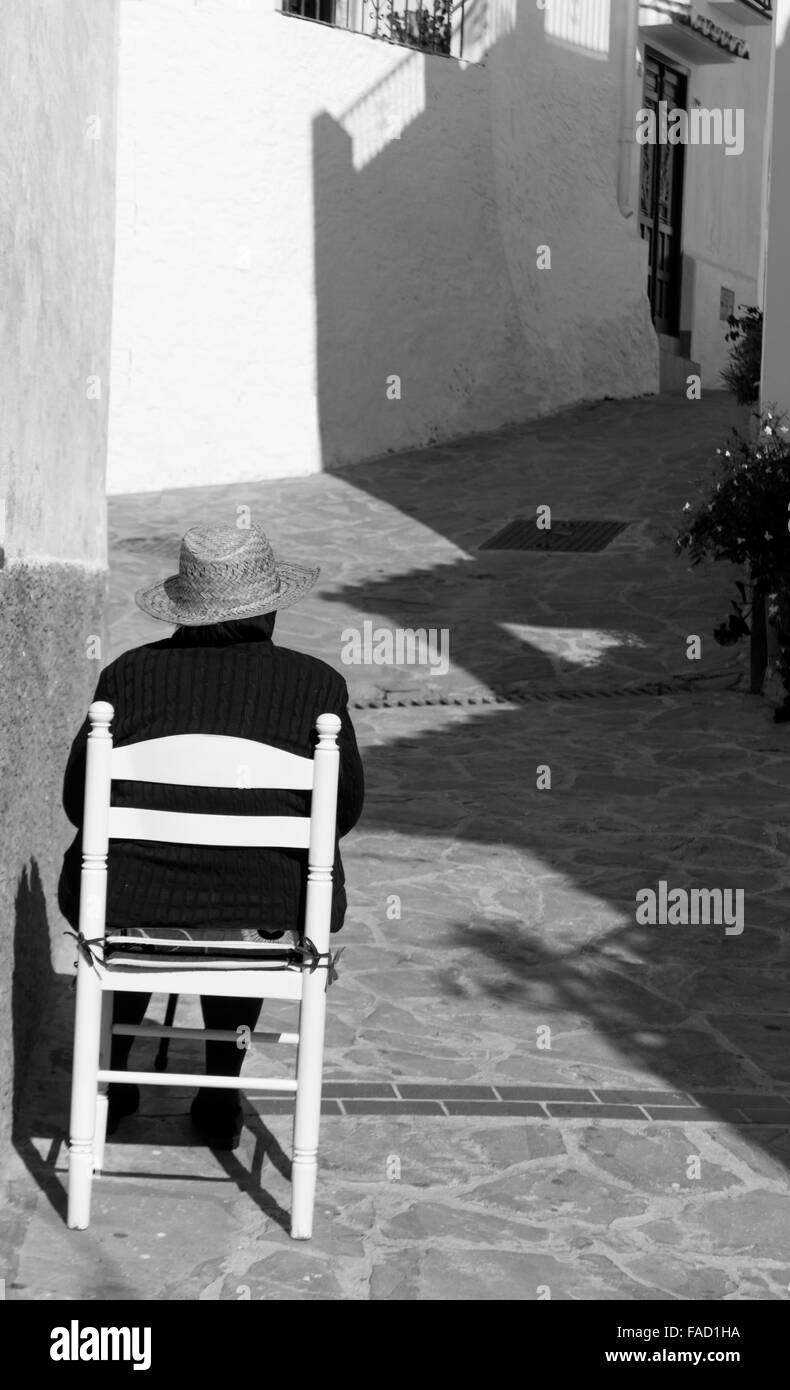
[59,523,364,1149]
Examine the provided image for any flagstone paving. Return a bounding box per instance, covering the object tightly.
[106,390,749,698]
[4,390,790,1300]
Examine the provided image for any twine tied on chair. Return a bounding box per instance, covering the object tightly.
[291,938,345,989]
[64,930,105,977]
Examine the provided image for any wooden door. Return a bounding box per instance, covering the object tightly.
[639,52,687,337]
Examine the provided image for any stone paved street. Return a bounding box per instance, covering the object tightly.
[4,391,790,1300]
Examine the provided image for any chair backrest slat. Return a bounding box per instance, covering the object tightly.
[111,734,314,790]
[81,704,341,947]
[107,807,311,849]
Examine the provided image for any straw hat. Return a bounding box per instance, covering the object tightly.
[135,524,319,626]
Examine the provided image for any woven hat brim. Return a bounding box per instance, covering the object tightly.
[134,560,319,626]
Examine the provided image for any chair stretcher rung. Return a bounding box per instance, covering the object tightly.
[97,1069,298,1091]
[112,1025,299,1045]
[98,970,303,1000]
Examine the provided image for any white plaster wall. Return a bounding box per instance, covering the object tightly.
[0,0,117,1159]
[488,1,657,410]
[308,27,528,468]
[0,1,118,560]
[674,3,774,384]
[108,0,662,492]
[763,0,790,411]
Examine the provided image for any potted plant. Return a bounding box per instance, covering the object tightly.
[389,0,452,52]
[676,408,790,715]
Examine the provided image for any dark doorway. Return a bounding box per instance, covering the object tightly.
[639,51,687,337]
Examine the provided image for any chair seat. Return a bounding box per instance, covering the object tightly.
[103,951,302,971]
[103,930,300,968]
[100,933,309,994]
[105,926,292,947]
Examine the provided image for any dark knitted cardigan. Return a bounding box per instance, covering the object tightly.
[58,626,364,936]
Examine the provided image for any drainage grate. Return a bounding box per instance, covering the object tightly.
[480,518,630,552]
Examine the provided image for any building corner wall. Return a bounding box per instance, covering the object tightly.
[0,1,118,1162]
[762,1,790,412]
[0,566,107,1155]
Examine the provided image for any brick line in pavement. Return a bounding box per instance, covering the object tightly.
[247,1083,790,1123]
[347,668,741,711]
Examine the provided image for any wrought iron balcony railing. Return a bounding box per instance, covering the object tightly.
[282,1,465,58]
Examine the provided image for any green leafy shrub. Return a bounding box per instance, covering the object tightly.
[389,1,452,53]
[676,409,790,701]
[721,304,763,406]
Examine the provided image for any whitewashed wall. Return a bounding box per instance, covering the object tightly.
[671,3,774,384]
[105,1,774,492]
[487,1,655,411]
[1,2,116,558]
[0,0,117,1159]
[107,0,661,492]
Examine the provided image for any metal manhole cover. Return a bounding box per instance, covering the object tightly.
[479,519,630,552]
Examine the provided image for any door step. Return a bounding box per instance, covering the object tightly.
[657,332,692,358]
[659,344,701,392]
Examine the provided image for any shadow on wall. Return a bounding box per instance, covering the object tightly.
[12,859,57,1130]
[311,0,642,470]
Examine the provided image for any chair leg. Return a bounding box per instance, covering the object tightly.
[290,977,328,1240]
[291,1156,317,1241]
[67,955,103,1230]
[93,992,113,1175]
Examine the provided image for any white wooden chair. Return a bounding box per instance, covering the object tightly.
[67,700,341,1240]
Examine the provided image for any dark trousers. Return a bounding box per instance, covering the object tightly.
[111,993,263,1081]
